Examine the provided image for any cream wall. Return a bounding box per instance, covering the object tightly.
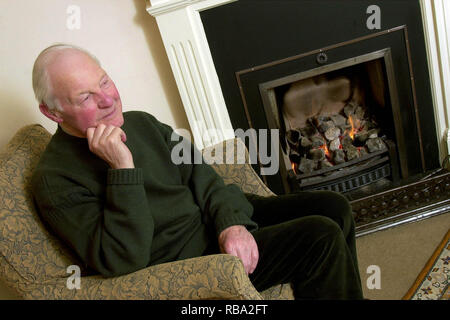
[0,0,190,150]
[0,0,189,299]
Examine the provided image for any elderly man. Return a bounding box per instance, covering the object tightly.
[31,44,363,300]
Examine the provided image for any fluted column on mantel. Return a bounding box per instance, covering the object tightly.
[146,0,237,150]
[420,0,450,161]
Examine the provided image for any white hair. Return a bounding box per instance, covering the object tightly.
[32,43,101,111]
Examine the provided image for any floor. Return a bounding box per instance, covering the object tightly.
[356,211,450,300]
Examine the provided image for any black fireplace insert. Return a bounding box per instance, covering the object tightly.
[200,0,447,235]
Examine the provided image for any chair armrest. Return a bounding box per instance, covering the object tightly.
[20,254,262,300]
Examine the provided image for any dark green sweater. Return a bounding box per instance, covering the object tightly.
[32,111,257,277]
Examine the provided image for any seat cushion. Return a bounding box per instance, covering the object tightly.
[202,138,275,197]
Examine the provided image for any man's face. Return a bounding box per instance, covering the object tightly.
[46,49,123,137]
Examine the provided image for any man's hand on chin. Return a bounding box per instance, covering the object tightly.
[86,124,135,169]
[218,225,259,275]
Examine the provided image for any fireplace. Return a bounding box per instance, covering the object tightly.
[259,48,403,195]
[147,0,450,235]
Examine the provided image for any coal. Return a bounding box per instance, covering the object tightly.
[329,138,341,151]
[355,106,366,120]
[318,120,335,134]
[345,145,359,161]
[311,136,326,148]
[344,102,357,117]
[324,127,341,141]
[361,120,377,132]
[338,124,352,134]
[331,114,347,127]
[368,129,379,139]
[366,137,386,153]
[320,159,334,169]
[333,149,346,164]
[359,147,368,157]
[354,131,369,146]
[300,123,318,137]
[309,148,325,161]
[341,135,353,148]
[314,115,330,126]
[286,129,301,147]
[299,157,316,173]
[300,137,312,150]
[289,149,301,163]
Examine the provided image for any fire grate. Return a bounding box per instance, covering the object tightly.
[287,137,399,194]
[300,162,391,193]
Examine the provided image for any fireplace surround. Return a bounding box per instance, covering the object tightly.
[146,0,450,235]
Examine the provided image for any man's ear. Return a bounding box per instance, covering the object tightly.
[39,104,63,123]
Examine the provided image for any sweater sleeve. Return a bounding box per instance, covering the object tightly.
[32,168,154,277]
[154,119,258,237]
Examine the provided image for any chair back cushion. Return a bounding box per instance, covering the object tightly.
[202,138,275,197]
[0,125,81,287]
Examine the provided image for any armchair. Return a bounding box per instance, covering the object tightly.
[0,124,293,299]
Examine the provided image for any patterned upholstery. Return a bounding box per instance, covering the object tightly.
[0,124,293,300]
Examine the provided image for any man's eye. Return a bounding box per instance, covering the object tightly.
[101,79,110,87]
[80,95,89,103]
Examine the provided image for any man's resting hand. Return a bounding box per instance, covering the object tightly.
[218,225,259,275]
[86,124,135,169]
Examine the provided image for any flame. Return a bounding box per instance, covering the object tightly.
[348,116,356,140]
[319,143,331,159]
[291,162,298,174]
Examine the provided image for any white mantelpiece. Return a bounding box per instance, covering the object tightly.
[147,0,450,162]
[146,0,237,150]
[420,0,450,162]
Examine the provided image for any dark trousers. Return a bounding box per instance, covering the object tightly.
[245,191,363,300]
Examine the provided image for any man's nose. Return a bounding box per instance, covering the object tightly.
[96,92,114,108]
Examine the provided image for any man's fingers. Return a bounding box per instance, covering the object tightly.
[224,246,251,274]
[231,245,258,275]
[98,125,116,145]
[233,249,251,275]
[102,125,116,138]
[244,242,258,275]
[87,124,106,148]
[87,125,122,146]
[249,248,259,274]
[86,127,95,143]
[108,127,126,143]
